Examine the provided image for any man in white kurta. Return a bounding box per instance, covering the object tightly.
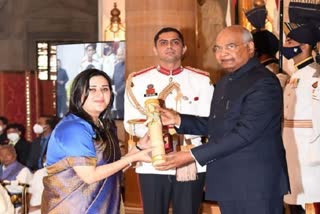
[124,27,214,214]
[282,24,320,212]
[0,184,14,214]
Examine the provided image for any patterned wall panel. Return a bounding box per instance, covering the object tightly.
[0,71,40,141]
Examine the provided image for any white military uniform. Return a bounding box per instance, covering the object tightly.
[283,57,320,205]
[124,65,214,175]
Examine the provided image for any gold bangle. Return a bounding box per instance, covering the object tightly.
[121,157,132,167]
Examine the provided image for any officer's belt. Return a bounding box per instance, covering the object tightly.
[283,119,313,128]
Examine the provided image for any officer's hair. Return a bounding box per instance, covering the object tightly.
[154,27,185,46]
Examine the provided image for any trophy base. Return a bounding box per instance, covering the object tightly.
[152,154,166,166]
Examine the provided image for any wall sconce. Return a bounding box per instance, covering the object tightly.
[104,2,125,41]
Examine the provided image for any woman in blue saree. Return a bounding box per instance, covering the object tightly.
[41,69,151,214]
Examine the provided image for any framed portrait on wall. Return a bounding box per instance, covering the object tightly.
[56,41,126,119]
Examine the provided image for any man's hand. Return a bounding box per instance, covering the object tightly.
[157,107,181,126]
[155,151,194,170]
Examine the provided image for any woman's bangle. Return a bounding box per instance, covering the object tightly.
[136,145,143,151]
[121,157,132,167]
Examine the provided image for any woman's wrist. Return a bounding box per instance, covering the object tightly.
[121,157,132,167]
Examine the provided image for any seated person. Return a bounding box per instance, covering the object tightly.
[0,184,14,214]
[6,123,30,166]
[0,145,33,209]
[26,116,60,171]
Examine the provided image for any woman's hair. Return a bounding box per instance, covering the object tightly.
[68,69,119,161]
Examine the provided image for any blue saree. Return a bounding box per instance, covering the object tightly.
[41,114,121,214]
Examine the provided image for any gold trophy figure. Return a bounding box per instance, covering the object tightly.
[144,98,166,166]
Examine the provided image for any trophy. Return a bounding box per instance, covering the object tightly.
[144,98,166,166]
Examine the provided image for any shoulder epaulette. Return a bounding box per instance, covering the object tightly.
[185,66,210,77]
[133,66,156,77]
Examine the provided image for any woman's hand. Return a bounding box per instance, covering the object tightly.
[137,132,150,149]
[126,148,152,163]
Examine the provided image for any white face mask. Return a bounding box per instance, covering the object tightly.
[7,133,20,142]
[33,124,44,134]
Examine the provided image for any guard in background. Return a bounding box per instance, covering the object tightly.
[281,1,320,213]
[282,22,320,214]
[245,3,289,88]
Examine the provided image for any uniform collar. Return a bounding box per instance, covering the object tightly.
[228,57,260,80]
[156,65,184,76]
[294,57,314,70]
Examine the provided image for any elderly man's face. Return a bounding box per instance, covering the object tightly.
[0,147,16,166]
[214,28,254,73]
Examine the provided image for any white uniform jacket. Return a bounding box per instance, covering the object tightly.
[283,58,320,205]
[124,65,214,175]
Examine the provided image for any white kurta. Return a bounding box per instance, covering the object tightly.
[28,168,48,214]
[2,167,33,194]
[124,66,214,175]
[0,185,14,214]
[283,60,320,205]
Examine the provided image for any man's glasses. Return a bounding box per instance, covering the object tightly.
[212,42,248,53]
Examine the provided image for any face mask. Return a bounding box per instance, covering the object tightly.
[7,133,20,142]
[282,45,302,59]
[33,124,44,134]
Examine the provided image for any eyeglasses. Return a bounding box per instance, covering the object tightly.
[212,42,247,53]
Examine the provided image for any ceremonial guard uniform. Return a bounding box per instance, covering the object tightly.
[124,65,214,213]
[245,4,289,88]
[125,65,213,173]
[281,14,320,211]
[283,57,320,205]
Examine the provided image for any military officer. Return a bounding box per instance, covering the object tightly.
[124,27,214,214]
[282,24,320,214]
